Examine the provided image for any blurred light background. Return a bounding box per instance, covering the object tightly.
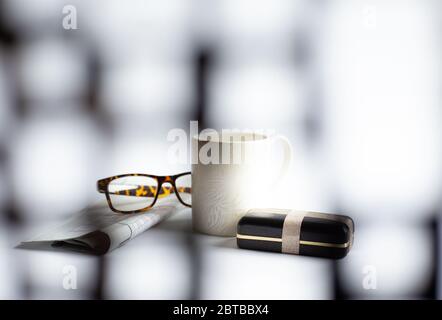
[0,0,440,299]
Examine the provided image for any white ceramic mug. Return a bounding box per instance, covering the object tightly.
[192,131,292,236]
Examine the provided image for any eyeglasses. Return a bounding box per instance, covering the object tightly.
[97,172,191,214]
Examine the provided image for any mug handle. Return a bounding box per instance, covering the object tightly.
[270,135,293,187]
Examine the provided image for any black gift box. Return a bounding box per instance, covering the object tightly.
[237,209,354,259]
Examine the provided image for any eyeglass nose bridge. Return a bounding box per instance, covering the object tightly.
[158,180,174,189]
[157,177,190,207]
[156,178,177,198]
[163,176,173,183]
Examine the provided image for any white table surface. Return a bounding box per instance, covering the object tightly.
[0,208,335,299]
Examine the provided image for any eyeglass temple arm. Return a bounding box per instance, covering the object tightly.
[97,182,191,198]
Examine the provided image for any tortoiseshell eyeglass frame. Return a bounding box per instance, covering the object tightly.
[97,172,192,214]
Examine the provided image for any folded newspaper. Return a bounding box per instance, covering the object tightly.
[20,197,181,254]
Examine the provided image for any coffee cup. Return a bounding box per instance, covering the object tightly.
[192,131,292,236]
